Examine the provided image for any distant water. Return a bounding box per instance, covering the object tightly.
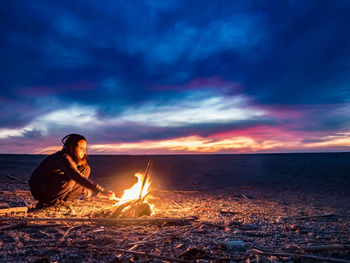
[0,153,349,194]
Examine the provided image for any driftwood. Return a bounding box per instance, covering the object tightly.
[0,222,27,231]
[24,244,192,263]
[0,207,28,216]
[4,174,27,184]
[109,199,139,217]
[20,197,29,207]
[252,247,350,263]
[0,217,195,224]
[302,244,350,252]
[0,190,30,196]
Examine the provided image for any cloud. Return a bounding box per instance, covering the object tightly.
[122,14,266,72]
[116,92,266,127]
[1,1,350,153]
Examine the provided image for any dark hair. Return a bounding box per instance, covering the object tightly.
[62,134,88,165]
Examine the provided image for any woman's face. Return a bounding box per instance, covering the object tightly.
[76,140,87,160]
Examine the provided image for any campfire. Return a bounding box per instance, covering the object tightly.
[109,160,154,218]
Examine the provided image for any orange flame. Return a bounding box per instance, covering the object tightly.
[119,173,151,204]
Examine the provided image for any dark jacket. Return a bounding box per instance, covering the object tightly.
[29,151,101,197]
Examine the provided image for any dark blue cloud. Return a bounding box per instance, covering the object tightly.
[0,0,350,152]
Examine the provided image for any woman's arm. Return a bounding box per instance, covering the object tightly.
[59,154,105,194]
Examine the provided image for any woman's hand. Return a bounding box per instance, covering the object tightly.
[83,188,92,199]
[97,190,116,200]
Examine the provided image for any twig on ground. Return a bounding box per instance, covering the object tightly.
[4,174,27,184]
[24,243,192,263]
[0,222,27,231]
[240,192,250,200]
[0,217,196,224]
[117,231,158,261]
[127,236,171,246]
[170,199,184,209]
[20,198,29,207]
[60,225,81,241]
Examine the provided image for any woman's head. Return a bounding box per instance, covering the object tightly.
[62,134,88,165]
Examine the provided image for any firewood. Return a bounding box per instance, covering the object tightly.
[0,190,30,196]
[0,217,196,224]
[25,244,192,262]
[109,199,139,217]
[0,207,28,216]
[0,222,27,231]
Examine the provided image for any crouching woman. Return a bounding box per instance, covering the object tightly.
[29,134,112,209]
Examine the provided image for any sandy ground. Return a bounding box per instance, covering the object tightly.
[0,153,349,262]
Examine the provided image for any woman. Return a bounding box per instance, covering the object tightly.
[29,134,112,208]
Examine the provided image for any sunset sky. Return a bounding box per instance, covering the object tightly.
[1,1,350,154]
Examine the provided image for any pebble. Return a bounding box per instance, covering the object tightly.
[220,239,245,251]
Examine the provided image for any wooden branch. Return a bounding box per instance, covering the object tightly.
[60,225,81,241]
[0,222,27,231]
[0,190,30,196]
[170,199,184,209]
[138,159,153,201]
[24,244,192,263]
[302,244,350,252]
[0,217,196,224]
[20,198,29,207]
[0,207,28,216]
[127,236,170,246]
[4,174,27,184]
[113,247,191,262]
[240,192,250,200]
[252,247,350,263]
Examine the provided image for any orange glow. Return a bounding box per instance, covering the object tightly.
[118,173,151,204]
[33,130,350,155]
[34,146,61,154]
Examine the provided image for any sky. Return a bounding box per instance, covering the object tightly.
[0,0,350,154]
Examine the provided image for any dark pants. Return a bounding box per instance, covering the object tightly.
[31,165,91,206]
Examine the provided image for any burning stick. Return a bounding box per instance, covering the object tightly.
[132,159,153,216]
[109,160,154,218]
[137,159,153,205]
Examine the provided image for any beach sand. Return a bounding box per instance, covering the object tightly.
[0,153,349,262]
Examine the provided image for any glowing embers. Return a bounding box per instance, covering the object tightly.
[110,161,154,218]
